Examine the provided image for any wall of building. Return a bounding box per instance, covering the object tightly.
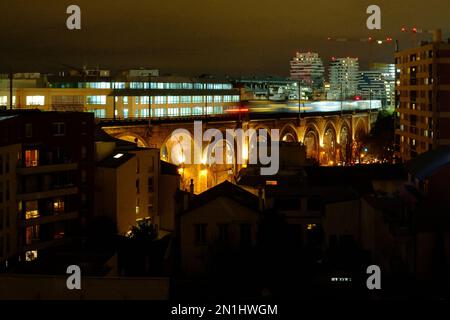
[0,144,20,266]
[0,274,170,300]
[179,197,259,275]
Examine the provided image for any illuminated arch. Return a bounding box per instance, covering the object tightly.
[115,133,148,147]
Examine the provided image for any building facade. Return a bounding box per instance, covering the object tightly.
[328,58,360,100]
[0,110,95,267]
[0,70,241,120]
[395,30,450,161]
[290,52,325,92]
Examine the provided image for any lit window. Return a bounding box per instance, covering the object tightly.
[307,224,317,230]
[25,200,39,220]
[86,96,106,105]
[0,96,7,105]
[114,153,124,159]
[53,199,65,214]
[25,150,39,167]
[25,250,38,262]
[26,96,45,106]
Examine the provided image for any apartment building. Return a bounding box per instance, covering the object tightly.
[0,110,95,267]
[395,29,450,161]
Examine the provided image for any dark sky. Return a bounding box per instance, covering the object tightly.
[1,0,450,76]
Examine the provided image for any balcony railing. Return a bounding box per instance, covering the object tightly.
[20,211,79,227]
[17,162,78,175]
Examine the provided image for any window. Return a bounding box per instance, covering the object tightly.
[0,96,7,105]
[81,146,87,160]
[25,123,33,138]
[213,106,223,114]
[180,107,191,116]
[26,225,40,245]
[123,97,129,104]
[136,179,140,194]
[217,224,229,243]
[194,224,207,245]
[123,109,129,118]
[154,96,166,104]
[25,150,39,167]
[52,122,66,136]
[53,199,65,214]
[168,108,179,117]
[141,96,150,104]
[153,108,165,117]
[25,250,38,262]
[192,96,203,103]
[180,96,191,103]
[90,109,106,118]
[168,96,179,104]
[240,223,251,247]
[140,109,150,118]
[25,200,39,220]
[214,96,222,103]
[86,82,111,89]
[86,95,106,105]
[148,177,154,193]
[192,107,203,115]
[26,96,45,106]
[232,95,240,102]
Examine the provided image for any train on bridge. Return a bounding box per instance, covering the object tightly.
[237,99,382,115]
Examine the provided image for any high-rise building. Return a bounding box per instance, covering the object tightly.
[328,57,360,100]
[290,52,325,91]
[370,63,396,108]
[0,110,95,268]
[395,29,450,161]
[358,71,386,104]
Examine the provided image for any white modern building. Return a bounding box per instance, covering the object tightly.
[290,52,325,91]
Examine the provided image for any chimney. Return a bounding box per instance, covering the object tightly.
[433,29,442,43]
[258,187,265,211]
[189,179,194,199]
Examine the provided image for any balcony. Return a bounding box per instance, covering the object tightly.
[17,162,78,175]
[22,238,69,252]
[20,211,79,227]
[17,186,78,201]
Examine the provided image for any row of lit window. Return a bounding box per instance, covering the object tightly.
[0,95,240,106]
[84,82,233,90]
[91,106,229,118]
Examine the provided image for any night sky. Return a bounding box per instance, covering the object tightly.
[1,0,450,76]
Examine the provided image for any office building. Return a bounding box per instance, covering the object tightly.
[369,63,396,108]
[358,70,386,105]
[0,70,241,120]
[328,57,360,100]
[290,52,325,92]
